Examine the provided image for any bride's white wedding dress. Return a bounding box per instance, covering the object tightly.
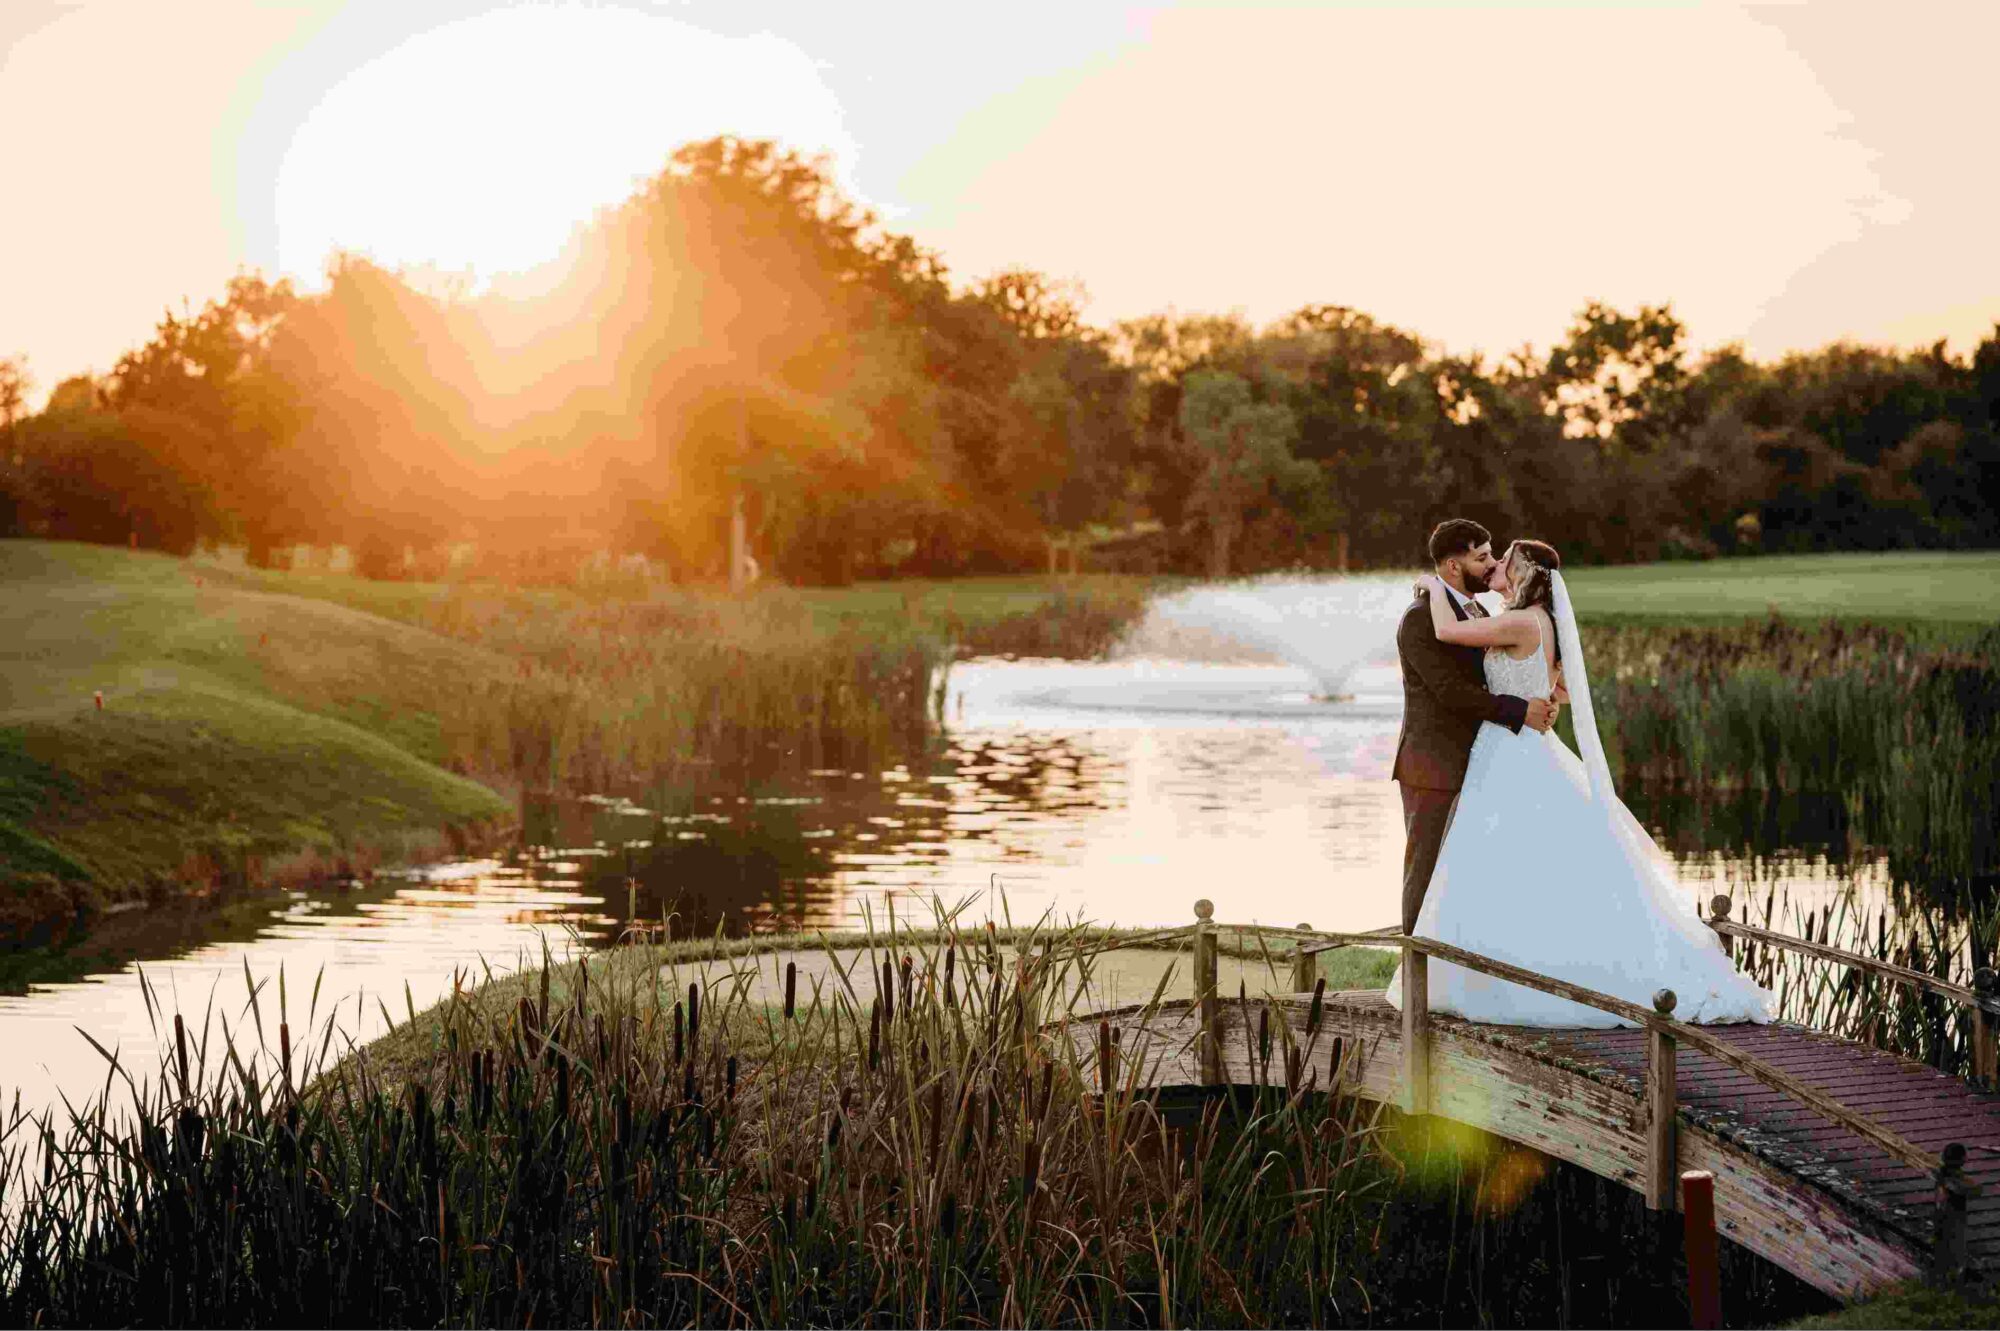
[1385,580,1775,1028]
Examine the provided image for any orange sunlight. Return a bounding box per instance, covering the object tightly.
[271,6,855,289]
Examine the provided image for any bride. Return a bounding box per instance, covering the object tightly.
[1385,539,1775,1027]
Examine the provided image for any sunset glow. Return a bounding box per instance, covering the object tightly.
[271,7,854,286]
[4,3,1998,398]
[3,6,1999,1321]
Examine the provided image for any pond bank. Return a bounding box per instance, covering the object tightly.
[0,541,520,946]
[1,539,1152,958]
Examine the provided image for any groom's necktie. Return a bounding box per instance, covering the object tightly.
[1465,599,1487,619]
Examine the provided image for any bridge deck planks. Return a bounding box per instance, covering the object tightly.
[1530,1016,2000,1268]
[1055,987,2000,1293]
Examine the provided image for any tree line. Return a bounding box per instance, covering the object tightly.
[3,136,1997,582]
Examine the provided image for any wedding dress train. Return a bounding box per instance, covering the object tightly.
[1385,581,1775,1028]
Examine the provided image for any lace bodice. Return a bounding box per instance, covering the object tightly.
[1483,641,1552,700]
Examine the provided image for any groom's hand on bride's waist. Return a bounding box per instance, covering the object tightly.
[1524,698,1558,733]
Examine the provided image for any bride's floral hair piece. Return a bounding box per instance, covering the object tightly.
[1502,539,1562,637]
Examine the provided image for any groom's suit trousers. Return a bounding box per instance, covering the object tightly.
[1400,785,1458,934]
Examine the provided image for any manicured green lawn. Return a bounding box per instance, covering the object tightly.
[1568,551,2000,625]
[200,556,1156,646]
[1,541,511,935]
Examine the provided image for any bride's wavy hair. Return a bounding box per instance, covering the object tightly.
[1502,539,1563,654]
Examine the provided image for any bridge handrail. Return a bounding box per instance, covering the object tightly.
[1206,907,2000,1082]
[1706,894,1999,1087]
[1173,903,1970,1201]
[1066,924,1197,960]
[1404,933,1963,1186]
[1053,908,1972,1190]
[1708,896,1996,1011]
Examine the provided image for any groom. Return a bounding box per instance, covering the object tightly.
[1392,519,1558,933]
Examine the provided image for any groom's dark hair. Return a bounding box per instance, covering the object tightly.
[1427,519,1491,565]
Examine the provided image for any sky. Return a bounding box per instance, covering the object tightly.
[3,0,1996,406]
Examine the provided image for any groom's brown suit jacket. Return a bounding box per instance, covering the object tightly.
[1391,588,1530,790]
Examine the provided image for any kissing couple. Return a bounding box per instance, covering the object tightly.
[1385,519,1775,1027]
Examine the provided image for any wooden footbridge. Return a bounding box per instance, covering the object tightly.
[1047,898,2000,1300]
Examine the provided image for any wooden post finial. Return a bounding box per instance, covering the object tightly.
[1653,989,1678,1017]
[1291,923,1315,994]
[1708,896,1737,963]
[1193,899,1214,921]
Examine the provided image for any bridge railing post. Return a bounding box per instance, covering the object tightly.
[1646,989,1679,1212]
[1971,969,1996,1088]
[1291,922,1316,995]
[1193,900,1221,1086]
[1933,1142,1970,1286]
[1708,895,1734,963]
[1681,1170,1722,1330]
[1402,938,1430,1115]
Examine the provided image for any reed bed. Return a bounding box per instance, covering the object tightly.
[1717,882,1993,1083]
[1577,618,2000,1079]
[397,579,1153,794]
[423,591,942,793]
[1581,618,2000,893]
[0,912,1826,1328]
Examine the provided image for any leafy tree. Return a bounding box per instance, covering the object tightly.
[1177,368,1311,577]
[0,356,28,535]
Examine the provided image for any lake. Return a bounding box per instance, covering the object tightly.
[0,650,1890,1123]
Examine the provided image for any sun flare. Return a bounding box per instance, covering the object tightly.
[271,6,856,287]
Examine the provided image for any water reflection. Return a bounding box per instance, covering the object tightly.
[0,653,1924,1123]
[0,856,608,1122]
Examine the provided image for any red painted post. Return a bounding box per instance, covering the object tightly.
[1682,1170,1721,1330]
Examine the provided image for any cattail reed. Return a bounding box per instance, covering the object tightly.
[0,906,1833,1328]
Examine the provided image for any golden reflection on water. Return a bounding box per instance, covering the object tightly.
[0,657,1900,1124]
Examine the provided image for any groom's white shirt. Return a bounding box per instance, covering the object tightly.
[1442,583,1479,618]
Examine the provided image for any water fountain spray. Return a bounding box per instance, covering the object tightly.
[1130,573,1422,699]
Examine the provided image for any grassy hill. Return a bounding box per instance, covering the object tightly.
[1,541,513,941]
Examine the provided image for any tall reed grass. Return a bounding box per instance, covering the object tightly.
[0,913,1827,1328]
[1578,619,2000,1080]
[1720,883,1993,1082]
[1584,619,2000,892]
[404,580,1151,794]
